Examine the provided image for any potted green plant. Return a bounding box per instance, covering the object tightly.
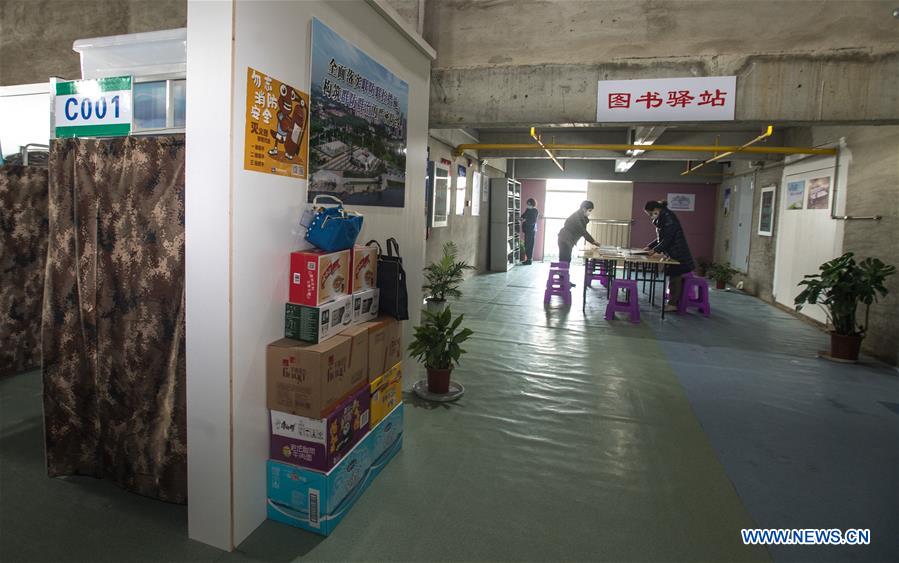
[707,262,739,290]
[422,241,474,314]
[408,306,473,394]
[794,252,895,362]
[696,258,711,278]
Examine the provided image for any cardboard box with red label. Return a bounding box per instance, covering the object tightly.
[350,244,378,293]
[289,249,350,307]
[265,332,367,419]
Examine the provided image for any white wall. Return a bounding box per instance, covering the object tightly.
[186,0,432,550]
[184,0,234,551]
[0,83,50,156]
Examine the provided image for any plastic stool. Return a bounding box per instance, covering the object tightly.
[678,274,711,317]
[586,260,609,288]
[544,267,572,305]
[665,271,694,301]
[604,279,640,323]
[550,261,570,269]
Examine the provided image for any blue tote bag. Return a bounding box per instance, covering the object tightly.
[304,195,364,252]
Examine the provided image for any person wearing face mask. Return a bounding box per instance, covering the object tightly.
[557,201,599,286]
[643,200,695,311]
[520,198,539,265]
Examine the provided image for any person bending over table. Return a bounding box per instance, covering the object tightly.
[558,200,600,286]
[643,200,695,312]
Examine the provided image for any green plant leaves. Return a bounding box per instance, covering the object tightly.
[422,241,475,301]
[793,252,896,336]
[708,262,738,283]
[407,307,474,370]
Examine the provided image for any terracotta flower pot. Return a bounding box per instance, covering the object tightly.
[715,279,727,290]
[830,332,863,362]
[426,367,452,394]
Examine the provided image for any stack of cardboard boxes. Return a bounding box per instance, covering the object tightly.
[265,245,405,535]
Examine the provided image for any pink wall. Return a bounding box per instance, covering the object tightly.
[520,179,547,261]
[630,183,718,263]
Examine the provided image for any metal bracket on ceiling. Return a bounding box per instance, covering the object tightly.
[681,125,774,176]
[530,127,564,171]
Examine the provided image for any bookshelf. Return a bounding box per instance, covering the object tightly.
[489,178,522,271]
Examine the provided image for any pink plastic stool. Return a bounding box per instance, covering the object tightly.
[586,259,609,288]
[544,267,572,305]
[604,279,641,323]
[678,274,711,316]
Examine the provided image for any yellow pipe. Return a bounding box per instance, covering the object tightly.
[453,143,836,156]
[682,125,774,176]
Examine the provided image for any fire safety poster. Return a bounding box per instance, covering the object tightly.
[244,67,310,179]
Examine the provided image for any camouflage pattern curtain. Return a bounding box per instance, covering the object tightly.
[0,165,49,377]
[43,136,187,503]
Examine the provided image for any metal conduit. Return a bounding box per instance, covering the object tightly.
[454,143,837,156]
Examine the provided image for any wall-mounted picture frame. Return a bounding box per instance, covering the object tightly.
[667,192,695,212]
[758,185,776,236]
[806,176,831,210]
[785,180,805,210]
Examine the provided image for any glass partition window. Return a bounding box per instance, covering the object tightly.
[133,81,167,130]
[133,78,186,132]
[172,79,186,128]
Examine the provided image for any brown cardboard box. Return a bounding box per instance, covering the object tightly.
[360,316,403,381]
[338,324,369,389]
[266,335,367,418]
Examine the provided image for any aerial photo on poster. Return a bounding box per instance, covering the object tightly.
[308,18,409,207]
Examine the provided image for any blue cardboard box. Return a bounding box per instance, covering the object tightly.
[267,403,403,535]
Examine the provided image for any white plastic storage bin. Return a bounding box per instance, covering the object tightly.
[73,28,186,80]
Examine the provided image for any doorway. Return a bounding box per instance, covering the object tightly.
[542,179,588,260]
[541,179,634,260]
[729,175,754,273]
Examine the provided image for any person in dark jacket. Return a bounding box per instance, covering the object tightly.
[521,198,539,265]
[558,201,599,277]
[643,200,695,311]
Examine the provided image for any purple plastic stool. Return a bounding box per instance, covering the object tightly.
[678,274,711,316]
[550,261,570,269]
[604,279,641,323]
[544,267,572,305]
[586,259,609,288]
[665,271,694,301]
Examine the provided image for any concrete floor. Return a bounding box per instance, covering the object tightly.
[1,263,896,562]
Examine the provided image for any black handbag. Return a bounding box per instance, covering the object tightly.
[368,238,409,320]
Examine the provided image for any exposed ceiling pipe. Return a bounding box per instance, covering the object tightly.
[417,0,425,36]
[530,127,564,171]
[616,125,666,173]
[453,141,836,157]
[681,125,774,176]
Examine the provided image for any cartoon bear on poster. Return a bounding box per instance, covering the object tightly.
[269,84,307,161]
